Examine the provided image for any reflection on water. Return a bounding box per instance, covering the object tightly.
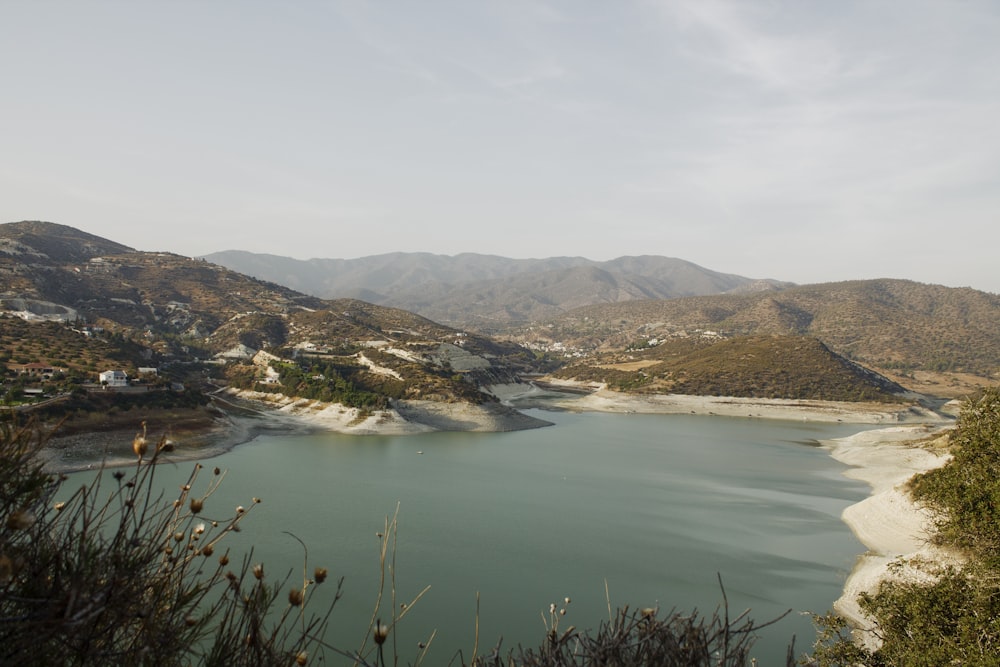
[64,410,873,664]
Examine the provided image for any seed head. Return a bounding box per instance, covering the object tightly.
[132,424,147,458]
[288,587,304,606]
[313,567,328,584]
[190,497,204,514]
[295,650,308,665]
[0,555,13,584]
[6,509,35,531]
[373,620,390,645]
[252,563,264,580]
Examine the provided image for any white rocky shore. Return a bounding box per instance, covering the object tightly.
[824,424,959,650]
[219,386,553,435]
[492,380,949,424]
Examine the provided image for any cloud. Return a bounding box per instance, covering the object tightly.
[660,0,845,92]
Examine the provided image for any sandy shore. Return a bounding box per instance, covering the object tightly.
[492,381,952,424]
[219,388,553,434]
[38,408,280,474]
[39,386,554,473]
[823,424,957,650]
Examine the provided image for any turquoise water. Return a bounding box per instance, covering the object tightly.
[64,409,873,664]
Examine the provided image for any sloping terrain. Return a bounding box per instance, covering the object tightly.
[0,221,529,407]
[5,221,992,404]
[513,280,1000,380]
[552,335,906,402]
[203,249,784,327]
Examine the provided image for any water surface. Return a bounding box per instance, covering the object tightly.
[67,409,873,663]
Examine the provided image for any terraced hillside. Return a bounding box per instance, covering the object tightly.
[0,221,530,407]
[513,280,1000,380]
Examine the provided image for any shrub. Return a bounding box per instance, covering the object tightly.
[811,387,1000,665]
[0,420,338,665]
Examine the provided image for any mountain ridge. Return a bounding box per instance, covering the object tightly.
[3,221,995,407]
[202,249,789,327]
[512,278,1000,384]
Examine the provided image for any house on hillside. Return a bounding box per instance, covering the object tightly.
[8,362,64,378]
[99,370,129,387]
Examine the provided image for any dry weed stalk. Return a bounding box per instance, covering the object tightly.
[462,575,795,667]
[346,502,434,667]
[0,419,340,666]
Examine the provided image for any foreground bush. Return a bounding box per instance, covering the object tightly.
[1,418,795,666]
[468,586,794,667]
[0,420,338,665]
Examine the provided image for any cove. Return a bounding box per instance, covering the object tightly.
[65,409,874,664]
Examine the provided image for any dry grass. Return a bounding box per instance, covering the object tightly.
[0,419,340,665]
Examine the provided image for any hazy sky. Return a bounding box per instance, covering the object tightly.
[3,1,998,292]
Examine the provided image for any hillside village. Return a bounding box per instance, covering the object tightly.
[1,222,998,428]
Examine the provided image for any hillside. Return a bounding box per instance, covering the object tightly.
[551,334,906,402]
[5,221,990,407]
[0,221,531,412]
[203,249,786,327]
[510,279,1000,385]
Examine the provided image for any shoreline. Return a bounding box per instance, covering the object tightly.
[43,383,954,479]
[40,382,964,651]
[492,382,952,424]
[823,424,957,650]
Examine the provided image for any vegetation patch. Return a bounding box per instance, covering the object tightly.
[555,335,905,402]
[813,387,1000,665]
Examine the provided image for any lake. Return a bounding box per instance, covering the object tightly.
[65,408,874,664]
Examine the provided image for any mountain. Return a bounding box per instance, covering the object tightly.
[0,221,532,409]
[5,221,992,405]
[0,220,133,263]
[202,250,788,328]
[513,279,1000,383]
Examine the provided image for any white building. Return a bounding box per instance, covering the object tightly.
[99,370,129,387]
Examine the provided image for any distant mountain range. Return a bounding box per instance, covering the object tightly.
[3,221,998,404]
[202,250,790,329]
